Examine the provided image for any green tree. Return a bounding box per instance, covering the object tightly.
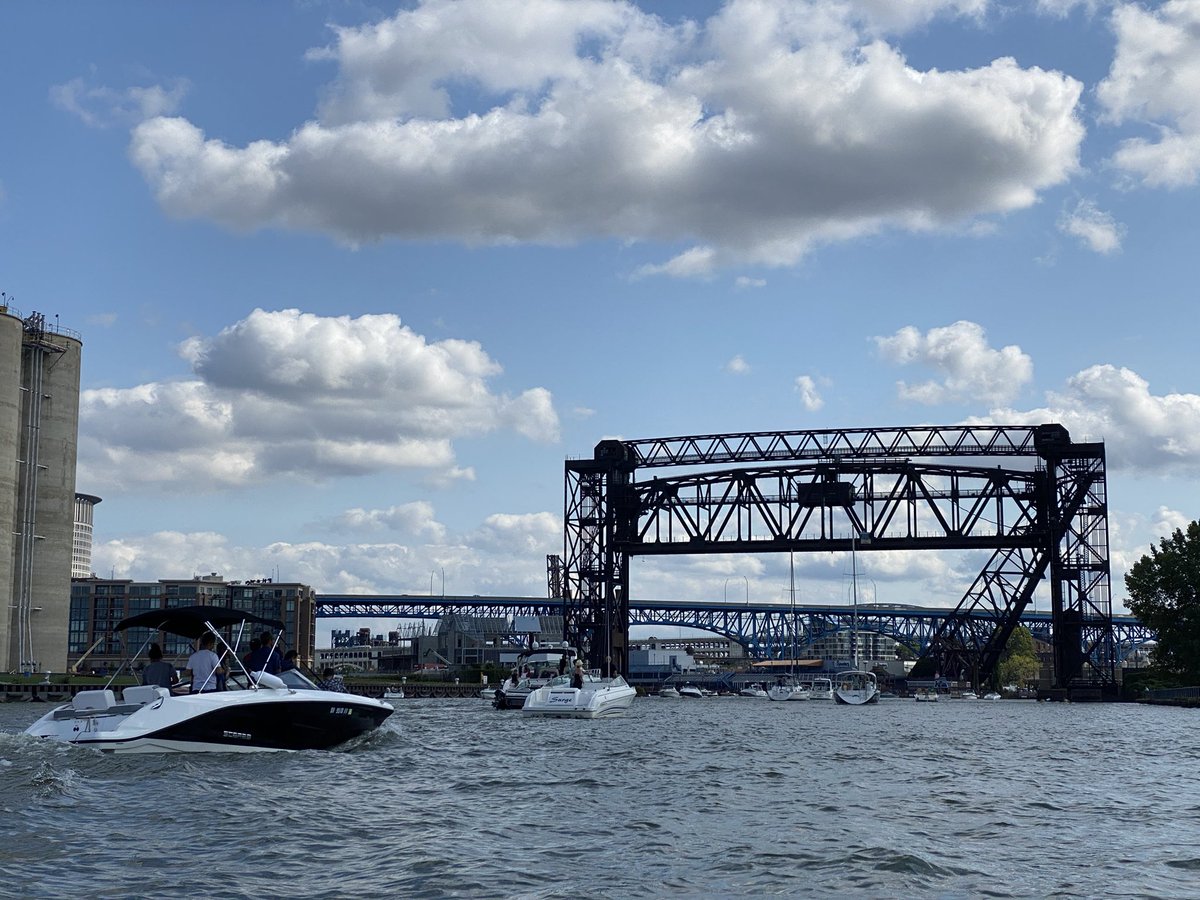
[1126,521,1200,683]
[996,625,1040,687]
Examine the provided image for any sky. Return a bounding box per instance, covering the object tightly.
[3,0,1200,643]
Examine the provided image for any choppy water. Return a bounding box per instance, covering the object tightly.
[1,696,1198,899]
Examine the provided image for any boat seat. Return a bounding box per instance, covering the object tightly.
[73,689,117,710]
[123,685,170,705]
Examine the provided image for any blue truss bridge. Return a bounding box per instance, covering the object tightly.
[316,595,1154,664]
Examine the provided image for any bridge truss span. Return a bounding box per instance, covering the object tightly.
[563,423,1117,698]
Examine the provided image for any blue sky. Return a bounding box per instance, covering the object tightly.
[3,0,1199,641]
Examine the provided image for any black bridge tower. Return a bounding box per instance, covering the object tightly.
[563,424,1116,700]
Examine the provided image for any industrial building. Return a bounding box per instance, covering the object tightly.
[1,306,82,674]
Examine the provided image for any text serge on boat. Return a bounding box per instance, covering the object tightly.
[24,606,394,753]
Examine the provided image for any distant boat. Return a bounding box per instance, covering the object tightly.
[914,687,939,702]
[769,551,809,702]
[659,686,681,699]
[959,691,978,701]
[383,688,405,700]
[834,670,879,705]
[767,679,810,701]
[738,684,768,698]
[809,677,834,701]
[678,684,704,699]
[982,691,1002,701]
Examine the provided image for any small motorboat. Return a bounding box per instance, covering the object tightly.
[738,684,768,698]
[809,677,834,701]
[982,691,1002,701]
[521,673,637,719]
[24,606,394,753]
[959,691,978,701]
[914,688,939,702]
[382,688,405,700]
[833,670,879,705]
[658,686,681,699]
[677,684,704,699]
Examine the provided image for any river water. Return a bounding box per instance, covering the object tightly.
[1,696,1197,899]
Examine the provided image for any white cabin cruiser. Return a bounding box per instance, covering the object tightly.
[492,642,580,710]
[521,672,636,719]
[658,686,681,699]
[24,606,393,753]
[738,684,768,698]
[678,684,704,699]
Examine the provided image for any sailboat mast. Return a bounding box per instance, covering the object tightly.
[789,551,796,674]
[850,535,859,669]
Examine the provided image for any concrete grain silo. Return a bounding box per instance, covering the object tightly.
[0,306,81,673]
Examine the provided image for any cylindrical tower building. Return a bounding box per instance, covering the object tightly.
[0,306,81,673]
[73,493,102,579]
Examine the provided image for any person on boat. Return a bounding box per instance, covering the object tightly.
[247,631,283,675]
[280,650,298,672]
[558,653,568,676]
[571,661,584,690]
[241,637,260,672]
[141,642,178,689]
[319,667,347,692]
[185,633,225,694]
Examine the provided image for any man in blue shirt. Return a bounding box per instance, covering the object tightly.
[246,631,283,675]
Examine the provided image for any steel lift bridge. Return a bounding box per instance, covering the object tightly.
[562,423,1116,700]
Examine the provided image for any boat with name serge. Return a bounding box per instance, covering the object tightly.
[521,672,637,719]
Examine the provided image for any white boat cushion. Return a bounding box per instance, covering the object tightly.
[122,685,170,705]
[73,689,117,710]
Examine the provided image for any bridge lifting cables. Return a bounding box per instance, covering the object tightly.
[561,423,1116,701]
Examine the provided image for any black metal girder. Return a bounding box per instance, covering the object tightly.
[562,423,1114,696]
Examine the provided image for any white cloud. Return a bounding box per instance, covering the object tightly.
[874,320,1033,406]
[1057,198,1124,253]
[128,0,1084,272]
[1098,1,1200,187]
[735,275,766,289]
[93,507,562,598]
[725,354,750,375]
[77,308,559,491]
[794,374,824,411]
[329,501,447,541]
[976,364,1200,475]
[52,76,188,128]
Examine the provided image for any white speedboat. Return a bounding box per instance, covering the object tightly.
[738,684,768,698]
[914,688,939,702]
[659,686,681,699]
[382,688,405,700]
[959,691,978,701]
[833,670,879,705]
[982,691,1002,701]
[492,642,580,709]
[24,606,393,753]
[521,673,637,719]
[809,677,834,701]
[678,684,704,699]
[767,679,810,701]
